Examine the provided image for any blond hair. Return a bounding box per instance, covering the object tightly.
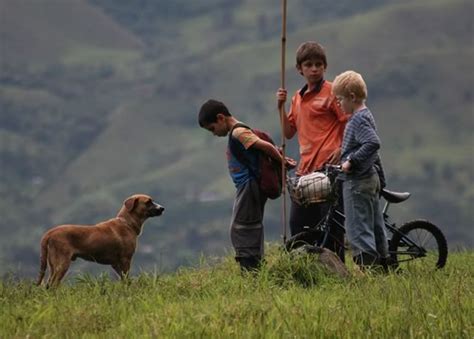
[332,70,368,101]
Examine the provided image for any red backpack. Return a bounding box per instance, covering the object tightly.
[229,123,282,199]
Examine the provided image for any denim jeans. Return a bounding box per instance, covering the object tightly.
[342,174,388,260]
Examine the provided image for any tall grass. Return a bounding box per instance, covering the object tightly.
[1,247,472,338]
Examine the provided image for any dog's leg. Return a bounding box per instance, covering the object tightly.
[36,236,49,286]
[48,260,71,288]
[46,245,72,288]
[51,260,71,288]
[112,259,131,280]
[47,268,58,289]
[47,266,60,289]
[45,248,55,288]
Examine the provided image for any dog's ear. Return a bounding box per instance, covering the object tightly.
[124,197,137,212]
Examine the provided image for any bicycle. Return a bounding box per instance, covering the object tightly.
[285,164,448,269]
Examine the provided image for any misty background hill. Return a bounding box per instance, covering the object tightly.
[1,0,472,277]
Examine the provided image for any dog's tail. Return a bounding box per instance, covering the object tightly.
[36,235,49,286]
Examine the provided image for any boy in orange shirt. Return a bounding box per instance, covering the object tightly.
[276,41,347,261]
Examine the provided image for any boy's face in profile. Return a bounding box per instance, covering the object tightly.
[297,58,326,85]
[202,113,229,137]
[336,94,357,115]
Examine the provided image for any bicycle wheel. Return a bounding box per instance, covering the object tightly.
[285,230,322,251]
[389,219,448,269]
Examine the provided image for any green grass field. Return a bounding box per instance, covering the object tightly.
[1,247,472,338]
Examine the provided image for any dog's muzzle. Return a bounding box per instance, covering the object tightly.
[149,204,165,217]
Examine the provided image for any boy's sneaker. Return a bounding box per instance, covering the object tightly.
[237,256,261,273]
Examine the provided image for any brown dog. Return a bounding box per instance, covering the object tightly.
[36,194,164,288]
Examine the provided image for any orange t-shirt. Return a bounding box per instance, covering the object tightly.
[288,80,347,175]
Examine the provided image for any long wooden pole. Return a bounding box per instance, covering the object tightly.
[280,0,287,244]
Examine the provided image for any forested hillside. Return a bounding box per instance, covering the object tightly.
[0,0,472,276]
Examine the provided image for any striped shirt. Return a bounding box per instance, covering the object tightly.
[340,107,384,181]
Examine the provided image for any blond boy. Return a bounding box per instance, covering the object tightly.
[332,70,388,269]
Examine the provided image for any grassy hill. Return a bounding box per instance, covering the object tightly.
[0,0,143,64]
[1,249,472,337]
[0,0,472,276]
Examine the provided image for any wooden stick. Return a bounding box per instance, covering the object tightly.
[280,0,288,244]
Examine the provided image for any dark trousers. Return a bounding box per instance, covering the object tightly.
[230,179,267,271]
[289,187,345,262]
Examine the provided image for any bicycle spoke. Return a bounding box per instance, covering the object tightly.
[420,229,432,247]
[392,222,446,269]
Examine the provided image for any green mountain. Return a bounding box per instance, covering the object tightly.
[0,0,143,63]
[0,0,472,276]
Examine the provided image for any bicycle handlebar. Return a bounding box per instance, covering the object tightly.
[324,164,343,175]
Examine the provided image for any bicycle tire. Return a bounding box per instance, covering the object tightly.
[285,230,321,251]
[389,219,448,269]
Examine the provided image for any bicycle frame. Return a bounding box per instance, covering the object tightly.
[383,211,428,260]
[287,165,447,269]
[314,173,428,261]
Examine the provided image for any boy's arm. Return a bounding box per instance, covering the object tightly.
[329,96,349,123]
[251,139,297,168]
[252,139,284,163]
[276,88,297,139]
[326,96,348,165]
[234,127,296,168]
[349,120,380,167]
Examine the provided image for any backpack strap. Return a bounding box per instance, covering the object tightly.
[228,123,258,178]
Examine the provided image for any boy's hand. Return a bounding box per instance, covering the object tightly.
[274,146,297,169]
[276,88,287,109]
[284,156,297,169]
[342,160,352,173]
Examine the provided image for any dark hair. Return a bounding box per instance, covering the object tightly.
[198,99,231,127]
[296,41,327,67]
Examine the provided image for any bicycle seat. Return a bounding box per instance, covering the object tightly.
[381,188,411,203]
